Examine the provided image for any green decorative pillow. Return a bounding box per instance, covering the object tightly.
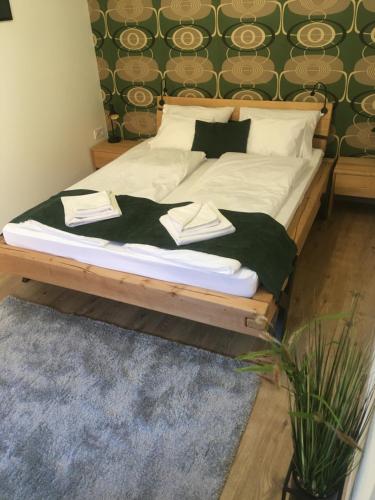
[192,119,251,158]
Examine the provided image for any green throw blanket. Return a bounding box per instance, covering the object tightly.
[12,190,297,298]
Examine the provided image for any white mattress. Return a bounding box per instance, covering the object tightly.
[3,143,323,298]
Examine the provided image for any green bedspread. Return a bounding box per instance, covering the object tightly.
[12,190,297,298]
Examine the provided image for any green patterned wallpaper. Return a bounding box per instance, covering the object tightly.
[88,0,375,157]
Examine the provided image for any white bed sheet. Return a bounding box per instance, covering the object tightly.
[3,223,257,297]
[3,142,323,298]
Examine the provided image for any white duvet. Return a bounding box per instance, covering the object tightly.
[73,146,308,218]
[164,152,309,217]
[71,148,205,202]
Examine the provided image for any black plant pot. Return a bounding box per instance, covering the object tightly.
[282,462,341,500]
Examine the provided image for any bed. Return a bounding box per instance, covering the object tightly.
[0,97,334,338]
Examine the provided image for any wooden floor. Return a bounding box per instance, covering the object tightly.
[0,199,374,499]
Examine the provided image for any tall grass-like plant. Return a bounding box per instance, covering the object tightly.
[238,295,374,499]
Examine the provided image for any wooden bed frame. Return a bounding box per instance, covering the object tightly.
[0,97,333,339]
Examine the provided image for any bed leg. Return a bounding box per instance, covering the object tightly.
[319,191,332,220]
[274,306,288,341]
[274,260,297,340]
[319,156,338,220]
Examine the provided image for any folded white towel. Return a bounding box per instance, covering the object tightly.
[167,202,220,232]
[63,191,112,214]
[160,202,235,246]
[61,191,121,227]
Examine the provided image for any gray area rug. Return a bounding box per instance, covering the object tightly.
[0,297,259,500]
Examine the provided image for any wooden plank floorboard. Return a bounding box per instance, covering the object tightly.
[0,200,374,499]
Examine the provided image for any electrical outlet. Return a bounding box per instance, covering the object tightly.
[93,127,105,140]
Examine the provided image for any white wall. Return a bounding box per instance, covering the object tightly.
[0,0,106,230]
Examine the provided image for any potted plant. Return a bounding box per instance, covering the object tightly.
[237,295,374,500]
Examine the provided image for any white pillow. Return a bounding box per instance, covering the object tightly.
[239,108,321,158]
[245,117,305,158]
[162,104,234,123]
[150,115,204,151]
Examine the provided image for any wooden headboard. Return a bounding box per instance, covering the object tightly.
[156,96,333,152]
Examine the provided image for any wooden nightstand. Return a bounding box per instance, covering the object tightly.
[91,139,144,169]
[334,156,375,200]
